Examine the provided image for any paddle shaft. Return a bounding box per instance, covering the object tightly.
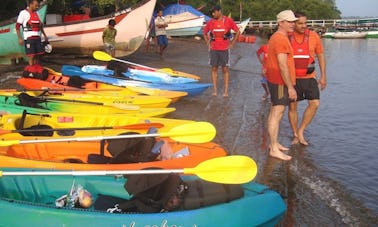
[0,123,164,135]
[0,169,183,176]
[112,58,156,71]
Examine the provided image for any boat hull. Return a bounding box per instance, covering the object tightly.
[367,30,378,38]
[332,31,367,39]
[166,16,205,37]
[44,0,156,56]
[0,174,286,227]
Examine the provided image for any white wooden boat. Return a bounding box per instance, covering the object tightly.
[236,18,250,34]
[332,31,367,39]
[45,0,156,56]
[165,14,205,37]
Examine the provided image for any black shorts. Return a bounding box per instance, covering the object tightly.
[209,49,230,67]
[24,37,44,56]
[268,82,290,106]
[295,78,320,101]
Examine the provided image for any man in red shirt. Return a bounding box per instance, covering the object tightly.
[16,0,48,66]
[203,5,240,97]
[288,12,327,145]
[256,36,270,100]
[266,10,298,161]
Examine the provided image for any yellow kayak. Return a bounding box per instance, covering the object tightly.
[0,112,194,140]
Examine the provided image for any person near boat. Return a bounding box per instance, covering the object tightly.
[256,35,271,100]
[155,10,168,56]
[265,10,298,161]
[203,5,240,97]
[102,19,117,57]
[288,12,327,146]
[15,0,49,66]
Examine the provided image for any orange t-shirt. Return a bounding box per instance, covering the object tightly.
[291,30,324,79]
[266,32,296,85]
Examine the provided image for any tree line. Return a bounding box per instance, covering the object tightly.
[1,0,341,22]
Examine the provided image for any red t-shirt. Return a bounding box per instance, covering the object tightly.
[256,44,268,67]
[203,16,239,51]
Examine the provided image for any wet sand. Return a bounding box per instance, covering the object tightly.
[1,38,377,226]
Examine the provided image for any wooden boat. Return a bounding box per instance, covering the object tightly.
[236,18,251,34]
[367,29,378,38]
[0,95,176,117]
[0,111,193,139]
[332,31,367,39]
[0,140,225,170]
[0,174,286,226]
[166,15,205,37]
[44,0,156,56]
[0,3,47,62]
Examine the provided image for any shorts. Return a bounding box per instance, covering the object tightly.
[24,37,44,56]
[268,82,290,106]
[157,35,168,46]
[260,77,267,84]
[209,49,230,67]
[104,43,115,52]
[294,78,320,101]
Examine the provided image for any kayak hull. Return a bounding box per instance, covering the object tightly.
[0,174,286,226]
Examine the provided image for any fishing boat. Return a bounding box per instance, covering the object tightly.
[0,3,47,62]
[367,29,378,38]
[0,173,286,226]
[0,111,194,139]
[61,66,211,96]
[0,94,175,117]
[166,16,205,37]
[44,0,156,56]
[237,18,251,34]
[332,31,367,39]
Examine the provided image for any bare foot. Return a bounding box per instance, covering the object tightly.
[291,136,299,145]
[212,91,217,96]
[297,133,309,146]
[223,93,229,97]
[269,147,292,161]
[278,143,289,151]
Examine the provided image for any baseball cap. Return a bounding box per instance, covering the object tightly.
[210,5,221,13]
[277,10,298,22]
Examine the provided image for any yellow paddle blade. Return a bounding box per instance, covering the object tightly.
[161,122,216,143]
[184,155,258,184]
[93,51,113,62]
[158,68,201,80]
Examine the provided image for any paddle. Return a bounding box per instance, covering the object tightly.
[93,51,200,80]
[0,122,216,146]
[0,123,164,135]
[0,155,257,184]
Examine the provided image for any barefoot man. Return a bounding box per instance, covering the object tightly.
[203,5,240,97]
[266,10,298,160]
[288,12,327,145]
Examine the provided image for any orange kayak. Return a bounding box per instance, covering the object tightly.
[0,139,226,170]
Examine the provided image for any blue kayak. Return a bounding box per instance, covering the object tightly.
[0,173,286,226]
[62,65,212,96]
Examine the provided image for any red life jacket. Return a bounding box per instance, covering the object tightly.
[209,17,232,42]
[289,29,315,77]
[23,9,42,37]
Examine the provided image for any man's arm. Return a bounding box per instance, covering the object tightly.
[229,30,240,49]
[202,24,210,49]
[317,53,327,90]
[277,53,297,101]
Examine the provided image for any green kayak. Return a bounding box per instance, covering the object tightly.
[0,172,286,226]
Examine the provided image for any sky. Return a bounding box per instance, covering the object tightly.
[336,0,378,17]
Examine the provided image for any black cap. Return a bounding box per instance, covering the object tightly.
[210,5,221,13]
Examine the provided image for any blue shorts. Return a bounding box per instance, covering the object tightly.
[157,35,168,46]
[260,77,267,84]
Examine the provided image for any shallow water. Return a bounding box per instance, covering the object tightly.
[1,37,377,226]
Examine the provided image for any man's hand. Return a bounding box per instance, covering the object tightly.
[288,86,297,101]
[318,76,327,90]
[18,38,23,46]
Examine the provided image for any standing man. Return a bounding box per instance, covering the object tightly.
[265,10,298,161]
[288,12,327,145]
[16,0,48,66]
[155,10,168,56]
[102,19,117,57]
[203,5,240,97]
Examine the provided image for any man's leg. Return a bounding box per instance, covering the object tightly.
[222,66,229,97]
[288,101,299,144]
[268,105,292,161]
[211,66,218,96]
[297,99,319,145]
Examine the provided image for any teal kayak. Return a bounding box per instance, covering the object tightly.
[0,173,286,226]
[0,4,47,59]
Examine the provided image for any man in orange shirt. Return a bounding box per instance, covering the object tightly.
[266,10,298,161]
[288,12,327,145]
